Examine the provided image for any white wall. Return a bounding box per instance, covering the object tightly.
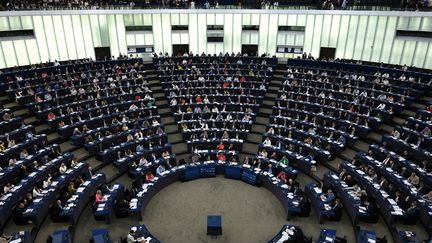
[0,10,431,69]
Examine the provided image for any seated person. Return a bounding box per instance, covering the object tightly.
[325,198,343,221]
[51,200,64,222]
[404,201,419,225]
[320,189,335,204]
[95,190,104,203]
[145,172,155,182]
[156,164,166,176]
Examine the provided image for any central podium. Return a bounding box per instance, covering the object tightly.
[207,215,222,238]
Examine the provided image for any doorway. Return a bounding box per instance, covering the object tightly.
[242,45,258,56]
[319,47,336,60]
[94,47,111,61]
[172,44,189,56]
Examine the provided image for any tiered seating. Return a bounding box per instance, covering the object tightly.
[155,55,276,160]
[0,140,79,229]
[52,173,106,224]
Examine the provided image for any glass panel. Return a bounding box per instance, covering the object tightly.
[179,14,188,25]
[258,14,269,54]
[133,14,143,25]
[116,15,127,55]
[152,14,164,53]
[107,15,119,57]
[8,16,21,30]
[26,38,40,64]
[143,14,152,25]
[311,15,323,57]
[224,14,233,52]
[295,34,304,46]
[408,17,421,30]
[189,14,198,54]
[353,16,368,60]
[198,14,207,54]
[287,14,296,25]
[344,15,358,60]
[0,17,8,31]
[371,16,387,62]
[90,15,101,47]
[33,16,50,62]
[303,15,314,55]
[320,15,331,47]
[162,14,172,54]
[14,40,29,66]
[362,16,377,61]
[401,41,416,66]
[98,15,110,47]
[278,14,287,25]
[329,15,340,47]
[20,16,33,29]
[267,14,278,55]
[423,44,432,69]
[381,16,397,63]
[390,39,404,64]
[124,14,133,26]
[412,42,427,68]
[251,14,260,25]
[52,16,68,60]
[397,16,409,29]
[135,34,144,45]
[232,14,242,53]
[81,15,95,60]
[71,15,86,58]
[335,15,349,58]
[207,14,215,25]
[126,34,135,46]
[420,16,431,31]
[297,15,306,26]
[2,41,17,67]
[145,33,153,45]
[42,16,59,61]
[0,49,6,68]
[171,13,179,25]
[61,15,77,60]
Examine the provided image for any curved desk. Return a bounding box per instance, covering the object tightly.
[129,161,305,221]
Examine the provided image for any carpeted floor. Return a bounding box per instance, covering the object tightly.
[63,175,360,243]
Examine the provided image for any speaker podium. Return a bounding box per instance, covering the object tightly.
[207,215,222,238]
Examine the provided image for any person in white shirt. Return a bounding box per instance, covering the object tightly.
[263,137,272,146]
[59,163,67,174]
[156,164,166,176]
[33,187,43,197]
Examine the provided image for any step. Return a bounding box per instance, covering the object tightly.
[251,124,266,133]
[13,109,28,117]
[263,100,275,106]
[267,93,278,98]
[153,92,165,98]
[97,165,120,181]
[242,142,259,155]
[35,124,50,134]
[337,148,357,161]
[352,140,369,152]
[158,108,172,115]
[392,117,405,125]
[151,85,163,91]
[258,108,272,115]
[161,116,175,125]
[47,132,62,143]
[3,102,18,109]
[85,156,103,170]
[367,132,382,144]
[23,116,39,125]
[155,100,168,107]
[255,116,269,125]
[168,133,183,144]
[164,124,179,133]
[73,147,90,161]
[378,123,394,134]
[171,143,188,155]
[59,141,75,152]
[247,133,263,144]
